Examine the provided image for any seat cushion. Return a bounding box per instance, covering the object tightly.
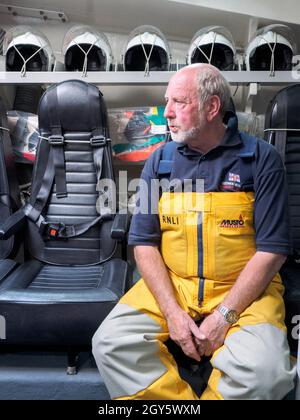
[280,262,300,353]
[0,259,18,283]
[0,259,128,346]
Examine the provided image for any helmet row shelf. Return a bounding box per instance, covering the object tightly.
[1,23,298,74]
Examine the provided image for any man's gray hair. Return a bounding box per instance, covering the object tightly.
[195,65,231,117]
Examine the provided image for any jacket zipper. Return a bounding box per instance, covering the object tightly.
[198,277,205,306]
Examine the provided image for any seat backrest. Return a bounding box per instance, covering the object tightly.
[265,84,300,257]
[26,80,116,265]
[296,339,300,400]
[0,97,21,259]
[265,85,300,353]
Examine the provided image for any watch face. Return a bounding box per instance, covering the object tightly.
[226,310,238,324]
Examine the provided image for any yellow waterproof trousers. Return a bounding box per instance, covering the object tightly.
[93,192,295,399]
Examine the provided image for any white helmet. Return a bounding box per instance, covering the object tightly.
[245,24,296,72]
[4,26,54,72]
[187,26,236,70]
[123,25,171,72]
[62,25,113,72]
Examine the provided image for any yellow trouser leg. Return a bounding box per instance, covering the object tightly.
[93,278,200,400]
[199,282,294,400]
[117,336,199,400]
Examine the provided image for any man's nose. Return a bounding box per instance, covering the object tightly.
[164,101,175,119]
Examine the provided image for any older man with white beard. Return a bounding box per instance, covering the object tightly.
[92,63,296,400]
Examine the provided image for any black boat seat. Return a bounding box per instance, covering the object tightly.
[0,259,127,346]
[0,80,130,348]
[0,96,22,284]
[265,84,300,353]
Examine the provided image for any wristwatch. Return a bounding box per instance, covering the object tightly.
[216,304,239,325]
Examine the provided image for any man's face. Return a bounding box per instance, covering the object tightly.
[164,71,206,143]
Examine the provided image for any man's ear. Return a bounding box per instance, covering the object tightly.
[206,95,221,122]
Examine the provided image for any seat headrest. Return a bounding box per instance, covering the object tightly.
[38,80,105,133]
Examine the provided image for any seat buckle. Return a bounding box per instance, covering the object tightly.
[49,227,59,238]
[49,135,64,146]
[40,222,66,239]
[90,135,106,147]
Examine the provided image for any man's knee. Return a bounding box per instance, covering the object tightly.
[250,352,295,399]
[92,313,115,363]
[92,302,162,363]
[241,325,296,399]
[214,324,296,399]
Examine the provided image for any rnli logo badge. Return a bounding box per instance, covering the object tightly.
[220,214,245,228]
[228,172,240,183]
[220,172,241,191]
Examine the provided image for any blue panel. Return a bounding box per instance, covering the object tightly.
[197,212,205,304]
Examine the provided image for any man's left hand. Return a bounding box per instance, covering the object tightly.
[195,311,231,356]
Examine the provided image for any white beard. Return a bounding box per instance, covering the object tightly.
[170,126,200,143]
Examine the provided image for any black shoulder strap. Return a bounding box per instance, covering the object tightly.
[25,146,55,226]
[88,86,107,185]
[157,141,179,179]
[47,86,67,198]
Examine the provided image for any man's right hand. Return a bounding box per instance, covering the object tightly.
[166,308,206,362]
[134,246,206,362]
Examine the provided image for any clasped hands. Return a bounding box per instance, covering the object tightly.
[167,309,230,362]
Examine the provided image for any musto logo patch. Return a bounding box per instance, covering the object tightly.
[220,214,245,228]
